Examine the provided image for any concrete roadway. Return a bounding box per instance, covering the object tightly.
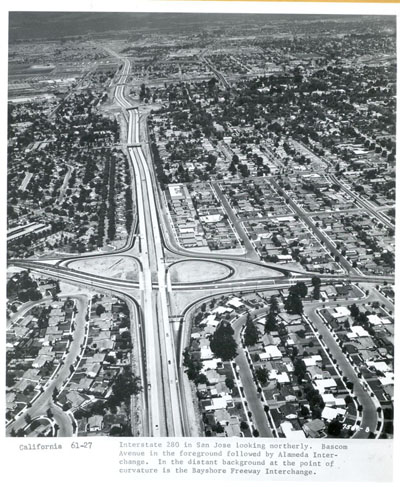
[129,143,184,436]
[211,181,259,260]
[328,174,395,231]
[8,51,394,439]
[269,177,357,276]
[304,299,383,439]
[232,310,273,437]
[128,144,165,436]
[7,296,54,330]
[8,259,395,296]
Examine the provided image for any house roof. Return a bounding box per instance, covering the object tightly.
[303,418,325,437]
[281,421,306,439]
[321,406,346,421]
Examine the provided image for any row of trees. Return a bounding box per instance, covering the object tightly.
[107,159,116,241]
[124,158,133,234]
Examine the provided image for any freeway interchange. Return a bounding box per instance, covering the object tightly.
[8,55,394,439]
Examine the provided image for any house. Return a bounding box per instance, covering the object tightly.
[225,417,241,437]
[348,326,370,339]
[201,359,220,371]
[368,315,383,326]
[321,406,346,422]
[307,365,324,380]
[205,370,221,385]
[269,370,290,384]
[204,396,230,411]
[332,306,351,319]
[314,378,338,394]
[227,297,245,309]
[260,345,282,361]
[322,394,346,408]
[303,355,323,367]
[214,306,233,316]
[87,415,103,432]
[214,409,231,426]
[277,254,293,263]
[281,421,306,439]
[200,338,213,360]
[303,418,326,438]
[201,314,219,328]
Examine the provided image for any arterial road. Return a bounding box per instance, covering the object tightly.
[8,54,394,438]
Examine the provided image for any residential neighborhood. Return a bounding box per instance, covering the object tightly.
[6,12,395,451]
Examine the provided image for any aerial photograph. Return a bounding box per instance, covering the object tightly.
[6,12,395,440]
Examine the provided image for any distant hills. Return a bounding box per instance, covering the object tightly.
[9,12,395,43]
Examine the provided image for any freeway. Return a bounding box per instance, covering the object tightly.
[114,55,184,436]
[128,142,184,436]
[9,257,394,295]
[7,51,395,440]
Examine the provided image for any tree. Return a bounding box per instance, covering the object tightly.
[109,367,142,406]
[52,387,59,401]
[96,304,106,316]
[6,372,16,387]
[265,312,277,332]
[139,83,146,101]
[270,296,279,314]
[349,303,359,318]
[293,359,307,382]
[110,425,123,436]
[344,395,352,406]
[243,314,260,346]
[255,368,269,386]
[209,322,238,361]
[289,282,308,298]
[327,418,343,437]
[225,377,235,390]
[232,154,240,165]
[300,405,310,417]
[312,276,321,300]
[183,348,202,381]
[228,160,237,175]
[214,423,224,434]
[285,292,303,315]
[194,373,209,385]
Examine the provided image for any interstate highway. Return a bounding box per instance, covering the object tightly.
[8,54,394,439]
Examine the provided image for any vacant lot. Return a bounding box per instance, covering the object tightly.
[169,260,231,283]
[68,256,139,281]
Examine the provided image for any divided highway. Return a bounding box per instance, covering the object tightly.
[8,52,394,439]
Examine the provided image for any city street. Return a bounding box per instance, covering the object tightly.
[7,295,88,436]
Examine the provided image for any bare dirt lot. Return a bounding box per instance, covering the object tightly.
[169,260,231,283]
[68,256,139,281]
[227,260,284,280]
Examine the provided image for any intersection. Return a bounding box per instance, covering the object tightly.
[8,55,394,439]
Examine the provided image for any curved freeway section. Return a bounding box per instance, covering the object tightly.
[7,53,394,440]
